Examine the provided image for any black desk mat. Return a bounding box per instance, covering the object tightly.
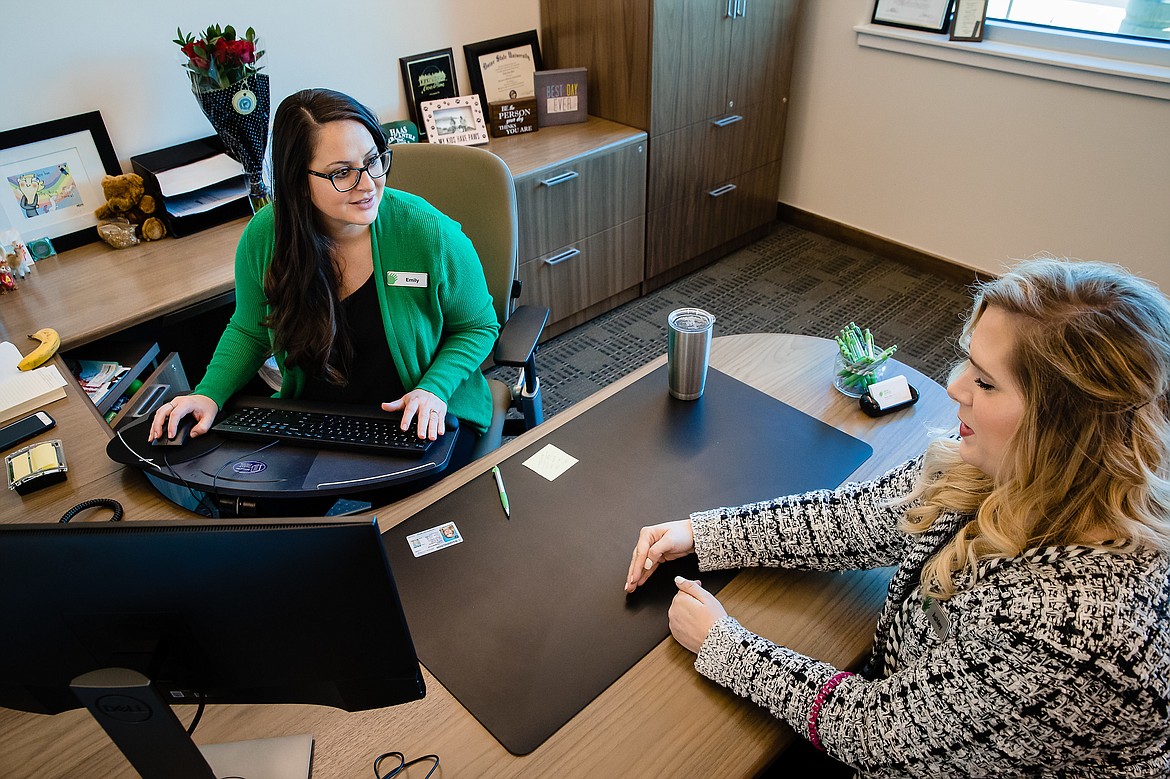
[383,366,873,754]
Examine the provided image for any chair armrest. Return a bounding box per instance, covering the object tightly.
[493,305,548,367]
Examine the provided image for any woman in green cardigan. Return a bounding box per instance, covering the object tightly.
[149,88,498,473]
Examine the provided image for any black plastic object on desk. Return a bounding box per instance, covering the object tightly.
[383,365,874,755]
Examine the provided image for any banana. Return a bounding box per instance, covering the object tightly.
[18,328,61,371]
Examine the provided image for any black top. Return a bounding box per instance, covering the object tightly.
[301,272,405,406]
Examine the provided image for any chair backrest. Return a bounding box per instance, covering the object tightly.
[387,143,519,327]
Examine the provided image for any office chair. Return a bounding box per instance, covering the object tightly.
[387,142,548,458]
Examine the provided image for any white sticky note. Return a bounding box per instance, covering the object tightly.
[869,374,913,410]
[522,444,578,482]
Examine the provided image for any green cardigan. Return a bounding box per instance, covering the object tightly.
[193,189,500,433]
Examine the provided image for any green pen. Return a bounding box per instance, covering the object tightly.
[491,465,511,519]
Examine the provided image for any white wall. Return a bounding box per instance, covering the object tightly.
[778,2,1170,288]
[6,1,1166,289]
[1,0,539,165]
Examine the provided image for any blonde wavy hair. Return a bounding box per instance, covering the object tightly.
[902,258,1170,600]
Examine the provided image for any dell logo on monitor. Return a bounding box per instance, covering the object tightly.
[95,694,153,722]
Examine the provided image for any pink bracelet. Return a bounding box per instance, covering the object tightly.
[807,671,855,751]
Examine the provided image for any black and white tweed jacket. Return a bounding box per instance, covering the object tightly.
[690,458,1170,778]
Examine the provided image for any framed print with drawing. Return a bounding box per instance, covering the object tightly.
[0,112,121,251]
[463,31,543,111]
[399,48,459,136]
[871,0,954,33]
[420,96,489,147]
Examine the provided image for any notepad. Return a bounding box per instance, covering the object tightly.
[0,342,67,424]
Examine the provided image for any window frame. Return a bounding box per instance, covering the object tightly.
[854,17,1170,101]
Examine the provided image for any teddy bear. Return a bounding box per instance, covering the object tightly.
[93,173,167,247]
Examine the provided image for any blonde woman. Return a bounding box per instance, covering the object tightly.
[626,258,1170,777]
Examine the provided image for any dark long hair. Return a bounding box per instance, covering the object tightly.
[264,88,387,382]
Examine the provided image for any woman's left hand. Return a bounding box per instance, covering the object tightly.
[669,576,728,654]
[383,389,447,440]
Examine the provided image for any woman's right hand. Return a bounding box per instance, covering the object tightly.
[624,519,695,593]
[148,394,219,442]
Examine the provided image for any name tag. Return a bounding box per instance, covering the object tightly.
[922,598,952,640]
[386,271,428,288]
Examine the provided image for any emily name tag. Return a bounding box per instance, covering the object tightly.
[406,522,463,557]
[387,271,428,288]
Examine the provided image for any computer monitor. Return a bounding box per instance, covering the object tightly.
[0,516,425,779]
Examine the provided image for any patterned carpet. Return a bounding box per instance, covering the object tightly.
[490,220,975,418]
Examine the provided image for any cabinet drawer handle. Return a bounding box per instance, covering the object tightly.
[130,384,170,418]
[543,248,582,266]
[707,184,737,198]
[711,114,744,127]
[539,170,580,187]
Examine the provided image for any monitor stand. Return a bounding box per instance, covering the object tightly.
[71,667,313,779]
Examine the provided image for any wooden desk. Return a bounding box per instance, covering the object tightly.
[0,333,956,778]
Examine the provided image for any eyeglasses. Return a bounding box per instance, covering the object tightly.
[307,149,393,193]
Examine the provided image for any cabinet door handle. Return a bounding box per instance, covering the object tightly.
[130,384,170,418]
[543,248,582,266]
[736,0,747,17]
[711,114,744,127]
[539,170,580,187]
[725,0,734,18]
[707,184,737,198]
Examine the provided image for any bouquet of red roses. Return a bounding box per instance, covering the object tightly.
[174,24,270,209]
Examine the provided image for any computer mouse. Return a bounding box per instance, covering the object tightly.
[152,415,197,447]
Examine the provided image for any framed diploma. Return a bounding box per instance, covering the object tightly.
[463,31,543,112]
[950,0,988,41]
[420,96,489,147]
[872,0,954,33]
[399,49,459,137]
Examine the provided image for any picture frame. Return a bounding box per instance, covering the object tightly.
[419,96,490,147]
[871,0,954,33]
[463,30,543,112]
[950,0,989,41]
[533,68,588,127]
[399,48,459,137]
[0,111,121,252]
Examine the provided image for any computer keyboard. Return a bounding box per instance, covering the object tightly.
[212,401,439,457]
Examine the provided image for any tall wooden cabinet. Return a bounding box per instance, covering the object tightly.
[541,0,801,290]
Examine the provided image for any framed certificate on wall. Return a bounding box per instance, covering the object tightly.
[399,49,459,136]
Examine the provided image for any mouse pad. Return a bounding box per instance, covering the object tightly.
[383,366,874,755]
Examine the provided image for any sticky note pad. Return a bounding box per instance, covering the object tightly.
[522,444,578,481]
[28,442,60,472]
[9,452,32,482]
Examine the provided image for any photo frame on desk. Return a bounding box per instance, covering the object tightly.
[0,111,120,252]
[463,30,543,112]
[399,48,459,137]
[950,0,988,40]
[420,96,489,147]
[872,0,954,33]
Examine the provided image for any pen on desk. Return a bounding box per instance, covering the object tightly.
[491,465,511,519]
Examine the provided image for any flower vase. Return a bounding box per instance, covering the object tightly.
[193,72,271,212]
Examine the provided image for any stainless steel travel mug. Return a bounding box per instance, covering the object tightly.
[667,308,715,400]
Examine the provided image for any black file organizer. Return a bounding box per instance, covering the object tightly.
[130,135,252,237]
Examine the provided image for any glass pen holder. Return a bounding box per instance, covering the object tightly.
[833,352,890,398]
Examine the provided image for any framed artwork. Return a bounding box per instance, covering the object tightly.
[871,0,954,33]
[0,112,120,252]
[420,96,489,147]
[533,68,588,127]
[950,0,989,40]
[463,30,543,112]
[399,48,459,137]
